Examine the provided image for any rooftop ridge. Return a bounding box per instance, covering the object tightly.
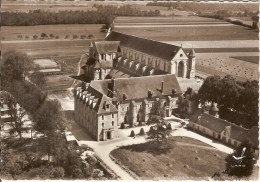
[202,113,249,130]
[111,30,181,49]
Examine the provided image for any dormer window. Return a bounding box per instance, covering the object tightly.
[103,101,110,110]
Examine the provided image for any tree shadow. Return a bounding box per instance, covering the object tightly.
[120,140,172,156]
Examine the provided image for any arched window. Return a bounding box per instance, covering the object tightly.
[178,61,184,77]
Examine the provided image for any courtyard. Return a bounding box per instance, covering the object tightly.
[111,136,227,180]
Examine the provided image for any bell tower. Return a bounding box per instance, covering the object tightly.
[188,49,196,79]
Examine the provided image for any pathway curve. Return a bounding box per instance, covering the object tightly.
[72,121,233,179]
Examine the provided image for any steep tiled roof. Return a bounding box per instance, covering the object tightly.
[93,41,120,54]
[106,31,182,61]
[89,74,182,102]
[93,60,113,69]
[80,85,117,114]
[193,113,249,143]
[85,58,113,69]
[194,113,228,133]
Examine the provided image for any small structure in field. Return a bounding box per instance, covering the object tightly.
[33,58,61,74]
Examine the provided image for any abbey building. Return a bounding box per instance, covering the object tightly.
[74,31,200,141]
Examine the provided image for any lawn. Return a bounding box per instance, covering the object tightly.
[111,136,228,180]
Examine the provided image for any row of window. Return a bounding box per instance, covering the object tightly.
[122,48,169,72]
[101,113,114,120]
[101,121,114,128]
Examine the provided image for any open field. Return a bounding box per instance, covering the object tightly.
[114,16,258,80]
[45,74,74,91]
[114,16,225,24]
[1,24,105,41]
[111,136,228,179]
[115,25,258,41]
[1,24,106,57]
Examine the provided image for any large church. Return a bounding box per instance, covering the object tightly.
[74,31,200,141]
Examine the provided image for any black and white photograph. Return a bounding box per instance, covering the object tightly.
[0,0,259,180]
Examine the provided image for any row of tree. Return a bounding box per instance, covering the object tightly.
[197,75,258,128]
[2,5,160,26]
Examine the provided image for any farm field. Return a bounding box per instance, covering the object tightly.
[111,136,228,180]
[114,16,259,81]
[1,24,106,57]
[1,24,105,41]
[115,25,258,41]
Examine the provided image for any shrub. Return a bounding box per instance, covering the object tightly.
[139,128,145,135]
[73,34,78,39]
[17,35,23,39]
[87,34,94,39]
[25,35,29,39]
[55,35,59,39]
[80,35,86,39]
[49,34,54,38]
[92,169,104,178]
[51,167,64,179]
[33,35,38,39]
[120,122,125,129]
[86,155,97,166]
[71,167,84,178]
[130,130,135,137]
[65,35,69,39]
[167,123,172,130]
[41,33,47,38]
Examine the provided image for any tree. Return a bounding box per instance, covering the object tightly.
[139,128,145,135]
[41,33,48,39]
[120,122,125,129]
[225,140,255,177]
[4,92,30,140]
[197,75,222,105]
[148,123,171,147]
[51,167,65,179]
[33,99,65,135]
[130,130,135,137]
[148,100,166,124]
[1,149,27,179]
[29,71,46,90]
[2,50,33,87]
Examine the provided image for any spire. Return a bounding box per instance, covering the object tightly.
[189,48,195,57]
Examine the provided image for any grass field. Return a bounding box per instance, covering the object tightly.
[111,136,228,179]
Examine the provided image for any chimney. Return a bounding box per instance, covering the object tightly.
[161,81,164,93]
[172,88,176,95]
[111,78,115,91]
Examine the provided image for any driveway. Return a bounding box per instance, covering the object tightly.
[71,120,233,180]
[52,91,234,179]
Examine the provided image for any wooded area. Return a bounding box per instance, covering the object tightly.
[2,5,160,26]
